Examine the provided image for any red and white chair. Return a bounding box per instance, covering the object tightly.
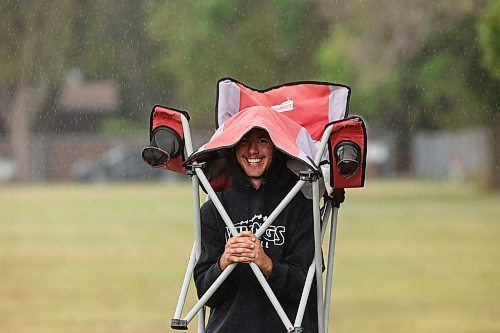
[142,78,367,333]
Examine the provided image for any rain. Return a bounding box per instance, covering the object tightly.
[0,1,499,332]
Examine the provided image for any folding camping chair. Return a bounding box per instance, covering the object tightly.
[142,78,367,333]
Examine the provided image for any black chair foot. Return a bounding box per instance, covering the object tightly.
[170,319,188,330]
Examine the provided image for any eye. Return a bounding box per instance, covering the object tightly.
[258,138,271,145]
[238,137,250,145]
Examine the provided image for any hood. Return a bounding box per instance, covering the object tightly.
[184,106,319,192]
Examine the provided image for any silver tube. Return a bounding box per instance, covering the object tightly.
[197,307,206,333]
[173,244,197,319]
[192,173,205,331]
[294,200,332,327]
[323,207,339,332]
[255,180,306,238]
[294,263,316,327]
[192,175,202,259]
[249,263,295,332]
[321,201,332,240]
[195,168,238,236]
[314,124,334,166]
[312,181,325,333]
[184,263,237,323]
[180,114,194,156]
[181,112,206,331]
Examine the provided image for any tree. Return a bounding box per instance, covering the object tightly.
[395,4,499,187]
[313,0,466,173]
[0,0,74,182]
[478,0,500,80]
[147,0,330,127]
[0,0,160,181]
[313,0,498,180]
[478,0,500,187]
[74,0,159,122]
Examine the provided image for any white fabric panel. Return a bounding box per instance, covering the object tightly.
[314,140,330,165]
[217,80,241,127]
[328,86,349,122]
[321,164,334,195]
[210,122,225,140]
[295,127,319,170]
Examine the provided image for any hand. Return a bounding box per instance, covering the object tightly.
[219,231,273,277]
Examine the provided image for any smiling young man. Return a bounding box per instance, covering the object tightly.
[234,128,274,189]
[194,127,318,333]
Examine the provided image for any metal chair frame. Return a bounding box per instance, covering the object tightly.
[170,114,342,333]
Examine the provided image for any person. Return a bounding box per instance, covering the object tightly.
[194,127,318,333]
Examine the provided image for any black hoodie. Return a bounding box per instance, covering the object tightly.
[194,151,318,333]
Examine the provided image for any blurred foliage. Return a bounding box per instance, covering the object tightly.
[314,0,498,129]
[147,0,329,126]
[68,1,160,120]
[478,0,500,80]
[1,0,497,128]
[0,0,499,181]
[100,116,144,136]
[408,13,495,129]
[310,0,500,174]
[0,0,74,83]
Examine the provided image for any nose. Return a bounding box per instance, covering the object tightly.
[247,137,259,154]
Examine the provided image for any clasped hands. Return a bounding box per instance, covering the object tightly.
[218,231,273,278]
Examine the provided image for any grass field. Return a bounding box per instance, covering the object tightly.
[1,180,499,333]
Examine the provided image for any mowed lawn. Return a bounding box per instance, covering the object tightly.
[0,180,499,333]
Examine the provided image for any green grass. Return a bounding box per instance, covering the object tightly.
[0,180,499,333]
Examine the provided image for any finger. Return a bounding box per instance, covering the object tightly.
[237,231,257,242]
[227,245,255,255]
[229,247,256,255]
[228,235,251,244]
[229,238,256,248]
[226,254,255,263]
[238,231,254,237]
[225,238,247,250]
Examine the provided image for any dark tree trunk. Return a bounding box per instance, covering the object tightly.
[8,82,48,182]
[9,84,32,182]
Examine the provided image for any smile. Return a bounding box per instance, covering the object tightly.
[246,158,263,165]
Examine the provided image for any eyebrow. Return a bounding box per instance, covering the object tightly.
[254,129,270,138]
[238,129,273,144]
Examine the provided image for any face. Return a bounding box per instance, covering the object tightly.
[235,128,274,189]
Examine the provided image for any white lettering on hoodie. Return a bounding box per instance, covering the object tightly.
[224,214,286,249]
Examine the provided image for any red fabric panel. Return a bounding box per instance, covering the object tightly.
[150,105,187,174]
[202,106,301,158]
[328,117,367,188]
[237,83,331,141]
[152,106,185,141]
[186,105,319,192]
[208,170,232,192]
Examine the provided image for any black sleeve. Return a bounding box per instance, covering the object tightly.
[266,194,315,302]
[193,200,240,308]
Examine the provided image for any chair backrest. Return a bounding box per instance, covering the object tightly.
[216,78,351,141]
[185,105,318,171]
